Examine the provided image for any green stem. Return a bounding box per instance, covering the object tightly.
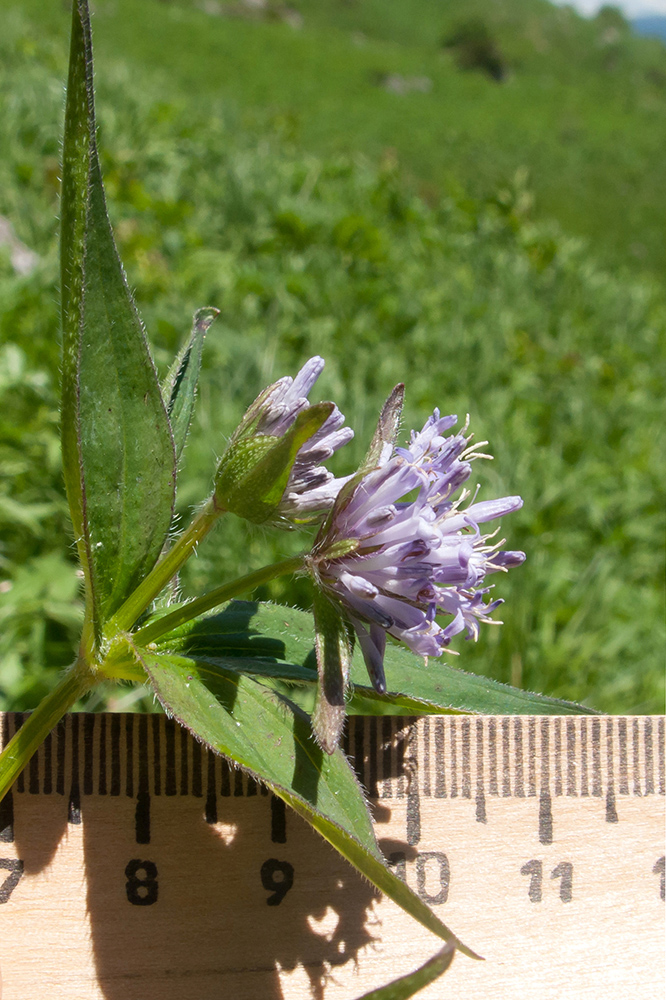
[109,498,221,634]
[133,553,306,646]
[0,660,95,804]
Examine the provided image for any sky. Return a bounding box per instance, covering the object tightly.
[558,0,666,13]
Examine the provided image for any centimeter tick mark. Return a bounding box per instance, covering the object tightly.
[0,715,663,846]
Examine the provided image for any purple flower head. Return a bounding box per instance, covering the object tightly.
[309,406,525,693]
[257,357,354,521]
[215,356,353,526]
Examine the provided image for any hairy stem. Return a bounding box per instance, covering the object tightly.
[132,553,306,646]
[0,659,95,804]
[109,498,221,634]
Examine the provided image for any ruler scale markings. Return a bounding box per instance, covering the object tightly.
[125,714,134,799]
[606,718,618,823]
[270,793,287,843]
[406,723,421,846]
[164,717,176,796]
[247,775,258,797]
[43,730,53,796]
[566,718,577,796]
[68,713,81,824]
[233,765,244,797]
[475,718,487,823]
[501,716,511,796]
[55,716,66,796]
[538,718,553,844]
[528,717,536,796]
[449,718,457,798]
[220,753,231,797]
[396,719,406,799]
[191,736,203,798]
[381,715,393,799]
[0,712,663,999]
[434,717,446,798]
[135,714,150,844]
[179,720,189,796]
[0,716,13,841]
[461,718,471,800]
[205,749,217,824]
[97,715,106,796]
[618,717,629,794]
[644,717,654,795]
[152,714,161,796]
[83,713,95,797]
[554,718,563,797]
[592,718,602,797]
[369,716,379,799]
[422,717,431,798]
[15,714,25,794]
[633,718,642,796]
[110,713,120,796]
[580,718,589,796]
[363,716,372,793]
[28,732,40,795]
[0,789,13,843]
[488,717,498,796]
[513,718,524,797]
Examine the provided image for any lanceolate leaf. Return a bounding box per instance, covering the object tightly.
[60,0,175,630]
[162,308,218,462]
[140,648,477,958]
[149,600,597,715]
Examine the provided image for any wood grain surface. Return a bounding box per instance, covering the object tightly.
[0,713,663,999]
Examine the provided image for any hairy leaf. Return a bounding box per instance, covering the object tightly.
[60,0,175,630]
[162,308,218,462]
[140,648,477,957]
[150,600,597,715]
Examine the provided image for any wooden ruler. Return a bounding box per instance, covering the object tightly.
[0,713,663,999]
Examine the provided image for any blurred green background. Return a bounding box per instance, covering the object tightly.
[0,0,663,714]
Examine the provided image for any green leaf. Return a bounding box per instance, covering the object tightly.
[215,403,334,523]
[312,587,352,753]
[139,648,477,959]
[355,942,455,1000]
[60,0,175,630]
[150,600,597,715]
[162,308,218,463]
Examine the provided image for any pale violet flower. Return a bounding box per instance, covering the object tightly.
[309,409,525,693]
[214,356,353,526]
[257,357,354,521]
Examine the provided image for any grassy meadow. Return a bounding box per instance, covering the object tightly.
[0,4,664,714]
[4,0,666,279]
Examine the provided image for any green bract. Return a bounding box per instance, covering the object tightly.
[214,402,333,523]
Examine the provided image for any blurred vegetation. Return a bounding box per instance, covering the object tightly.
[0,11,663,714]
[3,0,666,280]
[442,18,509,82]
